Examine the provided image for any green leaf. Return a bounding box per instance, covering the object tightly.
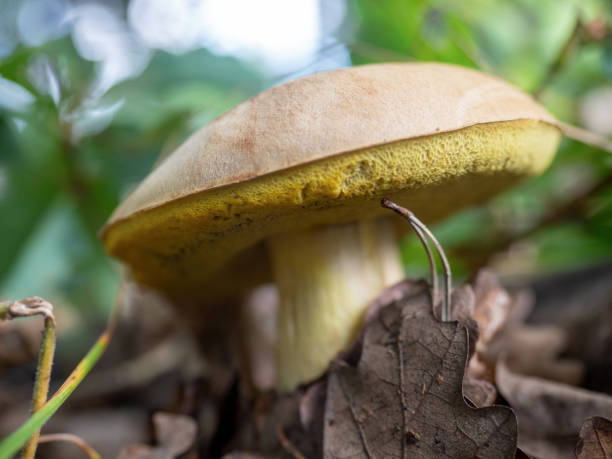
[603,37,612,79]
[351,0,475,66]
[0,118,63,284]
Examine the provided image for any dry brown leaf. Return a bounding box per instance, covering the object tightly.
[440,285,497,408]
[153,412,197,457]
[514,447,531,459]
[463,376,497,409]
[472,271,515,345]
[222,453,275,459]
[502,326,583,385]
[434,284,479,358]
[467,270,518,384]
[438,284,499,408]
[467,270,583,387]
[576,416,612,458]
[117,412,197,459]
[117,444,158,459]
[515,432,577,459]
[496,358,612,436]
[324,281,517,458]
[496,360,612,457]
[229,390,319,458]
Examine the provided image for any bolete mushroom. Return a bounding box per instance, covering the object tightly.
[101,62,561,391]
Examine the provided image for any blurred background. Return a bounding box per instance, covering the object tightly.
[3,0,612,326]
[0,0,612,453]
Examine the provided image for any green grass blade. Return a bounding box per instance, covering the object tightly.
[0,309,116,459]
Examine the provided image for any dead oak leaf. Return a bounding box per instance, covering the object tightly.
[577,417,612,458]
[324,281,517,459]
[496,359,612,438]
[467,270,583,388]
[497,359,612,457]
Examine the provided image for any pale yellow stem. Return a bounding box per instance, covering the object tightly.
[268,217,403,391]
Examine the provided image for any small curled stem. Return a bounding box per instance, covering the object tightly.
[38,433,101,459]
[381,199,452,321]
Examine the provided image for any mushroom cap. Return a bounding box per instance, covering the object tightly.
[102,62,561,299]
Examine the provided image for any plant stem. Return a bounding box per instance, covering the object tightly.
[533,18,581,98]
[38,433,101,459]
[22,317,56,459]
[381,199,452,321]
[0,300,118,459]
[0,302,11,320]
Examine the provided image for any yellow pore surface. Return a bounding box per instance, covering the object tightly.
[104,120,561,299]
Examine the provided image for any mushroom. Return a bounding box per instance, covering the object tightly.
[101,63,561,390]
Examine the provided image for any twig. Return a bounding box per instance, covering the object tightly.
[38,433,101,459]
[559,122,612,154]
[410,222,439,310]
[275,424,307,459]
[387,208,438,306]
[381,199,452,321]
[526,16,612,153]
[22,317,55,459]
[0,297,55,325]
[533,18,582,98]
[0,297,57,459]
[0,298,121,459]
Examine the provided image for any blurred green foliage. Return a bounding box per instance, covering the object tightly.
[0,0,611,328]
[0,30,265,322]
[350,0,612,278]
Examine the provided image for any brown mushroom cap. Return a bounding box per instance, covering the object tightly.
[101,62,561,298]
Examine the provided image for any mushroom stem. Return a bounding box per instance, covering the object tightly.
[268,217,404,390]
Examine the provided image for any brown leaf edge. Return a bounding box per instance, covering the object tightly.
[324,280,518,458]
[576,416,612,458]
